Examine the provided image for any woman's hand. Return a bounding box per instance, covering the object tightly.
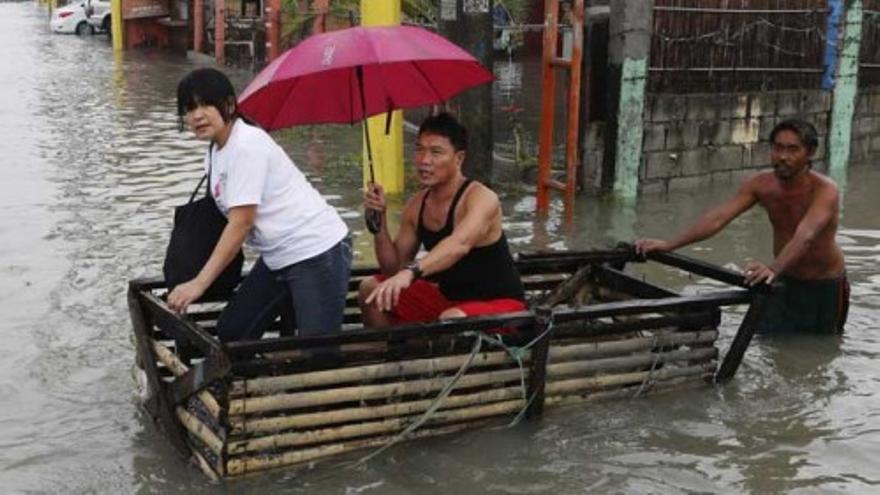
[167,278,208,314]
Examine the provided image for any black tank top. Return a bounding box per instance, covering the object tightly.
[417,180,525,301]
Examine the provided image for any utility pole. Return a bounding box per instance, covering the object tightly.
[361,0,405,194]
[438,0,494,185]
[828,0,863,183]
[111,0,123,51]
[605,0,652,199]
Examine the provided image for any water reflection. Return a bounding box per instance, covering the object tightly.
[0,2,879,492]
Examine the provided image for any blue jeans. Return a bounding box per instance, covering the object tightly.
[216,237,352,343]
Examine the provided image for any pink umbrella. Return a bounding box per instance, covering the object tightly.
[237,25,494,232]
[238,25,494,129]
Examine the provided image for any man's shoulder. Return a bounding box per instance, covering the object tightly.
[464,180,499,203]
[742,170,775,185]
[810,170,840,191]
[401,188,428,219]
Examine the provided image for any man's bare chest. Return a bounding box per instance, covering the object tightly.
[760,190,814,229]
[421,200,456,231]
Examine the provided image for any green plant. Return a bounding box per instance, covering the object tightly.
[279,0,440,47]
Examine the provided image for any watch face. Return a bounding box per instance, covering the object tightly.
[407,262,422,278]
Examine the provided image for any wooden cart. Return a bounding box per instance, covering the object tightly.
[127,247,766,479]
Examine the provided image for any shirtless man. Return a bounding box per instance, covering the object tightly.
[635,118,849,334]
[358,112,526,327]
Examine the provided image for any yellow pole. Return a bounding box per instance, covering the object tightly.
[112,48,126,108]
[111,0,124,51]
[360,0,404,194]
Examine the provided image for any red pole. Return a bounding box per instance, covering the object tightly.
[536,0,559,212]
[193,0,203,53]
[214,0,225,65]
[564,0,585,219]
[312,0,329,34]
[265,0,281,61]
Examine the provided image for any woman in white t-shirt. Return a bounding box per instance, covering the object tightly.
[167,68,352,343]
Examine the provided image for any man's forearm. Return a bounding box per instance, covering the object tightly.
[374,228,400,275]
[412,236,469,278]
[667,212,728,250]
[768,232,815,275]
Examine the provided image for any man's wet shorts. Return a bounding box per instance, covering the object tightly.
[759,273,850,334]
[372,276,526,324]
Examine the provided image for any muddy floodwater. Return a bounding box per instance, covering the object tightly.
[1,3,878,493]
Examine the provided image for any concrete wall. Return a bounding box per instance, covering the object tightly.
[850,86,880,165]
[579,86,880,194]
[636,90,833,194]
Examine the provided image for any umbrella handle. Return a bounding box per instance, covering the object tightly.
[365,208,383,234]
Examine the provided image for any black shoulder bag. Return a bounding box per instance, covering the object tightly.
[163,144,244,300]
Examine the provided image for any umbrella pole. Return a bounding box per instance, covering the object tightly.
[357,66,382,234]
[363,123,376,183]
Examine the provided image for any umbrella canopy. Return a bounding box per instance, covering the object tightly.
[237,25,494,130]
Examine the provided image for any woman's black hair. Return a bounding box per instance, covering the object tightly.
[176,68,237,129]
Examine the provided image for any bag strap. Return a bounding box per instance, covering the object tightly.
[187,142,215,204]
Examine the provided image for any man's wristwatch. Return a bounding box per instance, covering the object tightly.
[404,260,423,280]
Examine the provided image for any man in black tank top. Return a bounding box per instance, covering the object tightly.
[358,113,526,327]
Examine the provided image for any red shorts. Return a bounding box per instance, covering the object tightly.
[373,275,526,325]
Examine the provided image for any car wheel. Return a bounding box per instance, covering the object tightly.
[75,21,93,36]
[102,16,111,34]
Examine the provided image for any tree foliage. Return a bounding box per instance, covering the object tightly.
[279,0,535,47]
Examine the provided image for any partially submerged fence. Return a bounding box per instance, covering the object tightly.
[861,0,880,86]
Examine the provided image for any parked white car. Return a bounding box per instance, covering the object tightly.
[86,0,112,34]
[50,1,92,35]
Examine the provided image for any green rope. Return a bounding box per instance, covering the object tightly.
[633,334,662,398]
[478,314,555,427]
[347,314,555,468]
[347,331,484,469]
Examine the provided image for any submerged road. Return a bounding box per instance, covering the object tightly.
[0,2,879,492]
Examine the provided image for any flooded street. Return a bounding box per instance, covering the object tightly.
[1,2,879,492]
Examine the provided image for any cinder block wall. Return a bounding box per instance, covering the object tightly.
[578,87,880,194]
[638,90,832,194]
[851,87,880,164]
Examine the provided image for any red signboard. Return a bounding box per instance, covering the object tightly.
[122,0,169,20]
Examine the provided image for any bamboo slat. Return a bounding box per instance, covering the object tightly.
[192,449,221,481]
[151,339,222,419]
[229,367,526,416]
[176,406,224,455]
[547,347,717,379]
[231,349,519,396]
[540,265,591,307]
[546,363,715,397]
[230,330,718,398]
[228,364,714,457]
[230,386,524,435]
[544,371,713,407]
[225,422,488,477]
[548,330,717,362]
[228,338,718,435]
[228,399,524,455]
